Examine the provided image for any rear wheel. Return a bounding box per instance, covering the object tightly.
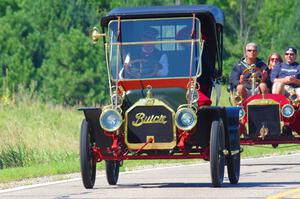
[210,119,225,187]
[80,119,96,189]
[106,160,120,185]
[227,152,240,184]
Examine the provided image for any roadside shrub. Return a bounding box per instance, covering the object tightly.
[0,144,29,169]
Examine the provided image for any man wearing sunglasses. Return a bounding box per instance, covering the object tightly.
[271,47,300,96]
[229,42,268,99]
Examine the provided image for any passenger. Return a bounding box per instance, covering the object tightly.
[175,26,213,98]
[175,26,212,106]
[229,42,268,99]
[174,26,199,77]
[123,27,169,78]
[265,53,283,91]
[271,47,300,96]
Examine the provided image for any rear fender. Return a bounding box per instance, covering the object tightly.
[78,107,113,148]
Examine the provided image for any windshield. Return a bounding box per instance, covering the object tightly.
[108,17,202,80]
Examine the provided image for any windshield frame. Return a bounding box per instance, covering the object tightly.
[106,17,203,81]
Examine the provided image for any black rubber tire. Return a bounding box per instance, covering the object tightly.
[210,119,225,187]
[227,152,240,184]
[105,160,120,185]
[80,119,96,189]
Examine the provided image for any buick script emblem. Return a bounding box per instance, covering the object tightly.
[132,112,167,127]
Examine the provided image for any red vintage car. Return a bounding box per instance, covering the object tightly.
[79,4,241,188]
[230,66,300,146]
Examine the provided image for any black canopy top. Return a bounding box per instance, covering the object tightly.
[101,4,224,27]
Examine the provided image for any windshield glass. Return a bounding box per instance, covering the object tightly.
[108,17,202,80]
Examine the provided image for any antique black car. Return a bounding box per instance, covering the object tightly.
[79,4,241,188]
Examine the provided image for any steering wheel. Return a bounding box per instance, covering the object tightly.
[241,66,263,84]
[123,59,161,79]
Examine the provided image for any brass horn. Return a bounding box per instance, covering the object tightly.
[91,27,106,43]
[288,89,299,105]
[231,93,243,105]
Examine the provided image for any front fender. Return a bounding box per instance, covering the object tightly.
[78,107,113,148]
[195,106,239,151]
[224,106,240,153]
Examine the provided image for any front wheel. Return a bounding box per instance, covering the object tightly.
[210,119,225,187]
[227,152,240,184]
[80,119,96,189]
[105,160,120,185]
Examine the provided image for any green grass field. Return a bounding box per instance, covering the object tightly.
[0,86,300,183]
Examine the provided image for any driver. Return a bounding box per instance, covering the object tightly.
[123,27,169,78]
[229,42,268,99]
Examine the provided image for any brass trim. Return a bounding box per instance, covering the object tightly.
[258,125,269,140]
[124,97,176,150]
[230,93,243,105]
[110,39,201,46]
[146,136,155,143]
[223,149,229,156]
[91,27,106,43]
[247,99,279,105]
[113,76,198,81]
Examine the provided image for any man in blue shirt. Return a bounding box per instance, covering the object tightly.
[229,42,268,99]
[271,47,300,96]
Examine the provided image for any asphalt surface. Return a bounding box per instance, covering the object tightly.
[1,153,300,199]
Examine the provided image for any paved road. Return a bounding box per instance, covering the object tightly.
[1,153,300,199]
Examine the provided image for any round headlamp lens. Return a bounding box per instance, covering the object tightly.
[175,108,197,130]
[281,104,294,118]
[239,108,245,119]
[100,109,122,132]
[181,112,194,126]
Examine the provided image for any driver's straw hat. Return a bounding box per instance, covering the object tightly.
[285,46,297,54]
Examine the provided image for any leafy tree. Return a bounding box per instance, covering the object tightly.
[0,9,36,91]
[39,29,108,105]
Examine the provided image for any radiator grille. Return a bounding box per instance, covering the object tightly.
[247,104,281,137]
[125,104,176,150]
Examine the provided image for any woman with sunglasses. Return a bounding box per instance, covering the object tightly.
[265,53,283,91]
[271,47,300,97]
[268,53,283,70]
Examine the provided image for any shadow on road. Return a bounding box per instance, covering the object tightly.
[102,180,300,189]
[242,163,300,166]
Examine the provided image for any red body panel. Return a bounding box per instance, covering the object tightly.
[92,130,210,162]
[118,78,190,91]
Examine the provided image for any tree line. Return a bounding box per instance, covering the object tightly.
[0,0,299,105]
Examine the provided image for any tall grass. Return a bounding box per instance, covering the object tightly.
[0,86,83,169]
